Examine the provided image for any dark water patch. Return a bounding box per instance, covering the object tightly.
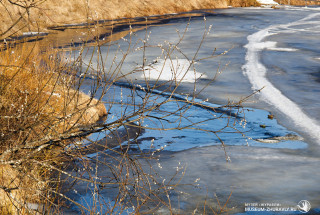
[310,70,320,83]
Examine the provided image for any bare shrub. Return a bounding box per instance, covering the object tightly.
[0,13,244,214]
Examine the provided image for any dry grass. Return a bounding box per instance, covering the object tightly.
[275,0,320,5]
[0,0,261,39]
[0,43,106,214]
[227,0,261,7]
[0,44,106,147]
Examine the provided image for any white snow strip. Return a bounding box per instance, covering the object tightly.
[23,32,48,36]
[253,41,278,50]
[267,47,298,52]
[242,13,320,142]
[257,0,278,5]
[46,92,61,97]
[256,41,298,51]
[141,59,206,83]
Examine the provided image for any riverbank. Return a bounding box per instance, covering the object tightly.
[2,0,320,41]
[2,0,320,43]
[1,0,260,40]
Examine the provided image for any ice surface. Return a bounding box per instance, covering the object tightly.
[141,59,207,82]
[143,145,320,213]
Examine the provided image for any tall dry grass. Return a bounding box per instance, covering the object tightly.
[0,44,106,147]
[0,43,107,214]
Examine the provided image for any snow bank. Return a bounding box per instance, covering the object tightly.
[242,13,320,142]
[141,59,206,83]
[257,0,279,5]
[254,41,298,51]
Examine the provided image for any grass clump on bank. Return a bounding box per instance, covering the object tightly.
[0,44,106,147]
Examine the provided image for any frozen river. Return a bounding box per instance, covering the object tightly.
[67,6,320,214]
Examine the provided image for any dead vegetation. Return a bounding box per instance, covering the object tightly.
[0,44,106,146]
[275,0,320,5]
[0,43,108,214]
